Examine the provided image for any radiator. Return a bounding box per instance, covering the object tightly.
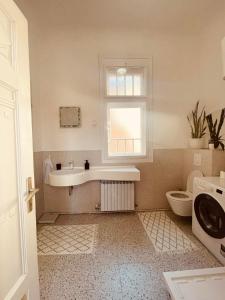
[100,181,135,211]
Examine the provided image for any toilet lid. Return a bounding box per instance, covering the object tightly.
[186,170,203,193]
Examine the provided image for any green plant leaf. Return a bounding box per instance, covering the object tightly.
[219,141,225,151]
[216,108,225,138]
[188,101,207,138]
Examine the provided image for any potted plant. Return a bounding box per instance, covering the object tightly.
[206,108,225,150]
[187,101,207,149]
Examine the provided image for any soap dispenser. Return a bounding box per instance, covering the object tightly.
[85,160,90,170]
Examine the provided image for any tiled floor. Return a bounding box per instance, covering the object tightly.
[138,211,197,253]
[38,211,221,300]
[38,224,98,255]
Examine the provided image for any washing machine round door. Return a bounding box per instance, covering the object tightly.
[194,193,225,239]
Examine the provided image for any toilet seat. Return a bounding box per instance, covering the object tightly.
[166,170,203,217]
[166,191,192,201]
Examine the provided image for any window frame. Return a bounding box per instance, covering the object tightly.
[100,57,153,163]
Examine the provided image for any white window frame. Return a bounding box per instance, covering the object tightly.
[100,57,153,163]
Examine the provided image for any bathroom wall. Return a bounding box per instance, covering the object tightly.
[23,0,225,152]
[41,149,184,213]
[198,2,225,113]
[37,148,225,214]
[183,149,225,189]
[37,29,202,151]
[34,27,200,214]
[15,0,208,153]
[15,0,225,217]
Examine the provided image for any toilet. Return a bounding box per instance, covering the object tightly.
[166,170,203,217]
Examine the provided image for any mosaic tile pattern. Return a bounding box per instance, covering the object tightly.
[38,224,98,255]
[38,212,221,299]
[138,211,197,253]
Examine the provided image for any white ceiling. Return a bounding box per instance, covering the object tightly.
[16,0,225,33]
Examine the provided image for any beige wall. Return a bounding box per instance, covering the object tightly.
[15,0,225,218]
[37,30,203,151]
[14,0,213,153]
[14,0,225,154]
[198,4,225,114]
[183,149,225,188]
[34,148,225,215]
[135,149,184,210]
[35,149,184,214]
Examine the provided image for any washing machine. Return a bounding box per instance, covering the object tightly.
[192,177,225,265]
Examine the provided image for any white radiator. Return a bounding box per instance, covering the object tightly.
[100,181,135,211]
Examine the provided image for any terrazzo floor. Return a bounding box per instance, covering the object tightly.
[38,211,221,300]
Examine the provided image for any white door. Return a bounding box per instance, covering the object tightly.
[0,0,40,299]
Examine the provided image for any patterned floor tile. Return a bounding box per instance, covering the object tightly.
[38,212,221,300]
[38,224,98,255]
[138,211,197,253]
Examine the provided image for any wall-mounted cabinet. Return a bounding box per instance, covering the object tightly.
[222,37,225,80]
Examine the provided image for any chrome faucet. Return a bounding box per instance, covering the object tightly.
[68,160,74,169]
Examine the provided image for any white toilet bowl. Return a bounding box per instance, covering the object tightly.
[166,170,203,217]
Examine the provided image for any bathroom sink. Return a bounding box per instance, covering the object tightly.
[52,168,83,175]
[49,166,140,187]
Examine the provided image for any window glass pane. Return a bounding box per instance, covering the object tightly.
[107,74,117,96]
[134,139,141,153]
[133,75,141,96]
[125,75,133,96]
[106,67,145,96]
[108,106,142,155]
[117,75,125,96]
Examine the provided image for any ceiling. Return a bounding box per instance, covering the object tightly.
[16,0,225,33]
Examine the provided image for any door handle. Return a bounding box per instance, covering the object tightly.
[26,177,39,212]
[25,188,39,203]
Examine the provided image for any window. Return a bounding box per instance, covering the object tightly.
[100,58,152,163]
[106,67,145,96]
[107,102,146,157]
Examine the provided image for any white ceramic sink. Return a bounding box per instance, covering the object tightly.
[49,166,140,187]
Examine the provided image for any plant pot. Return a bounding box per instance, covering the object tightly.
[189,138,204,149]
[208,143,215,150]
